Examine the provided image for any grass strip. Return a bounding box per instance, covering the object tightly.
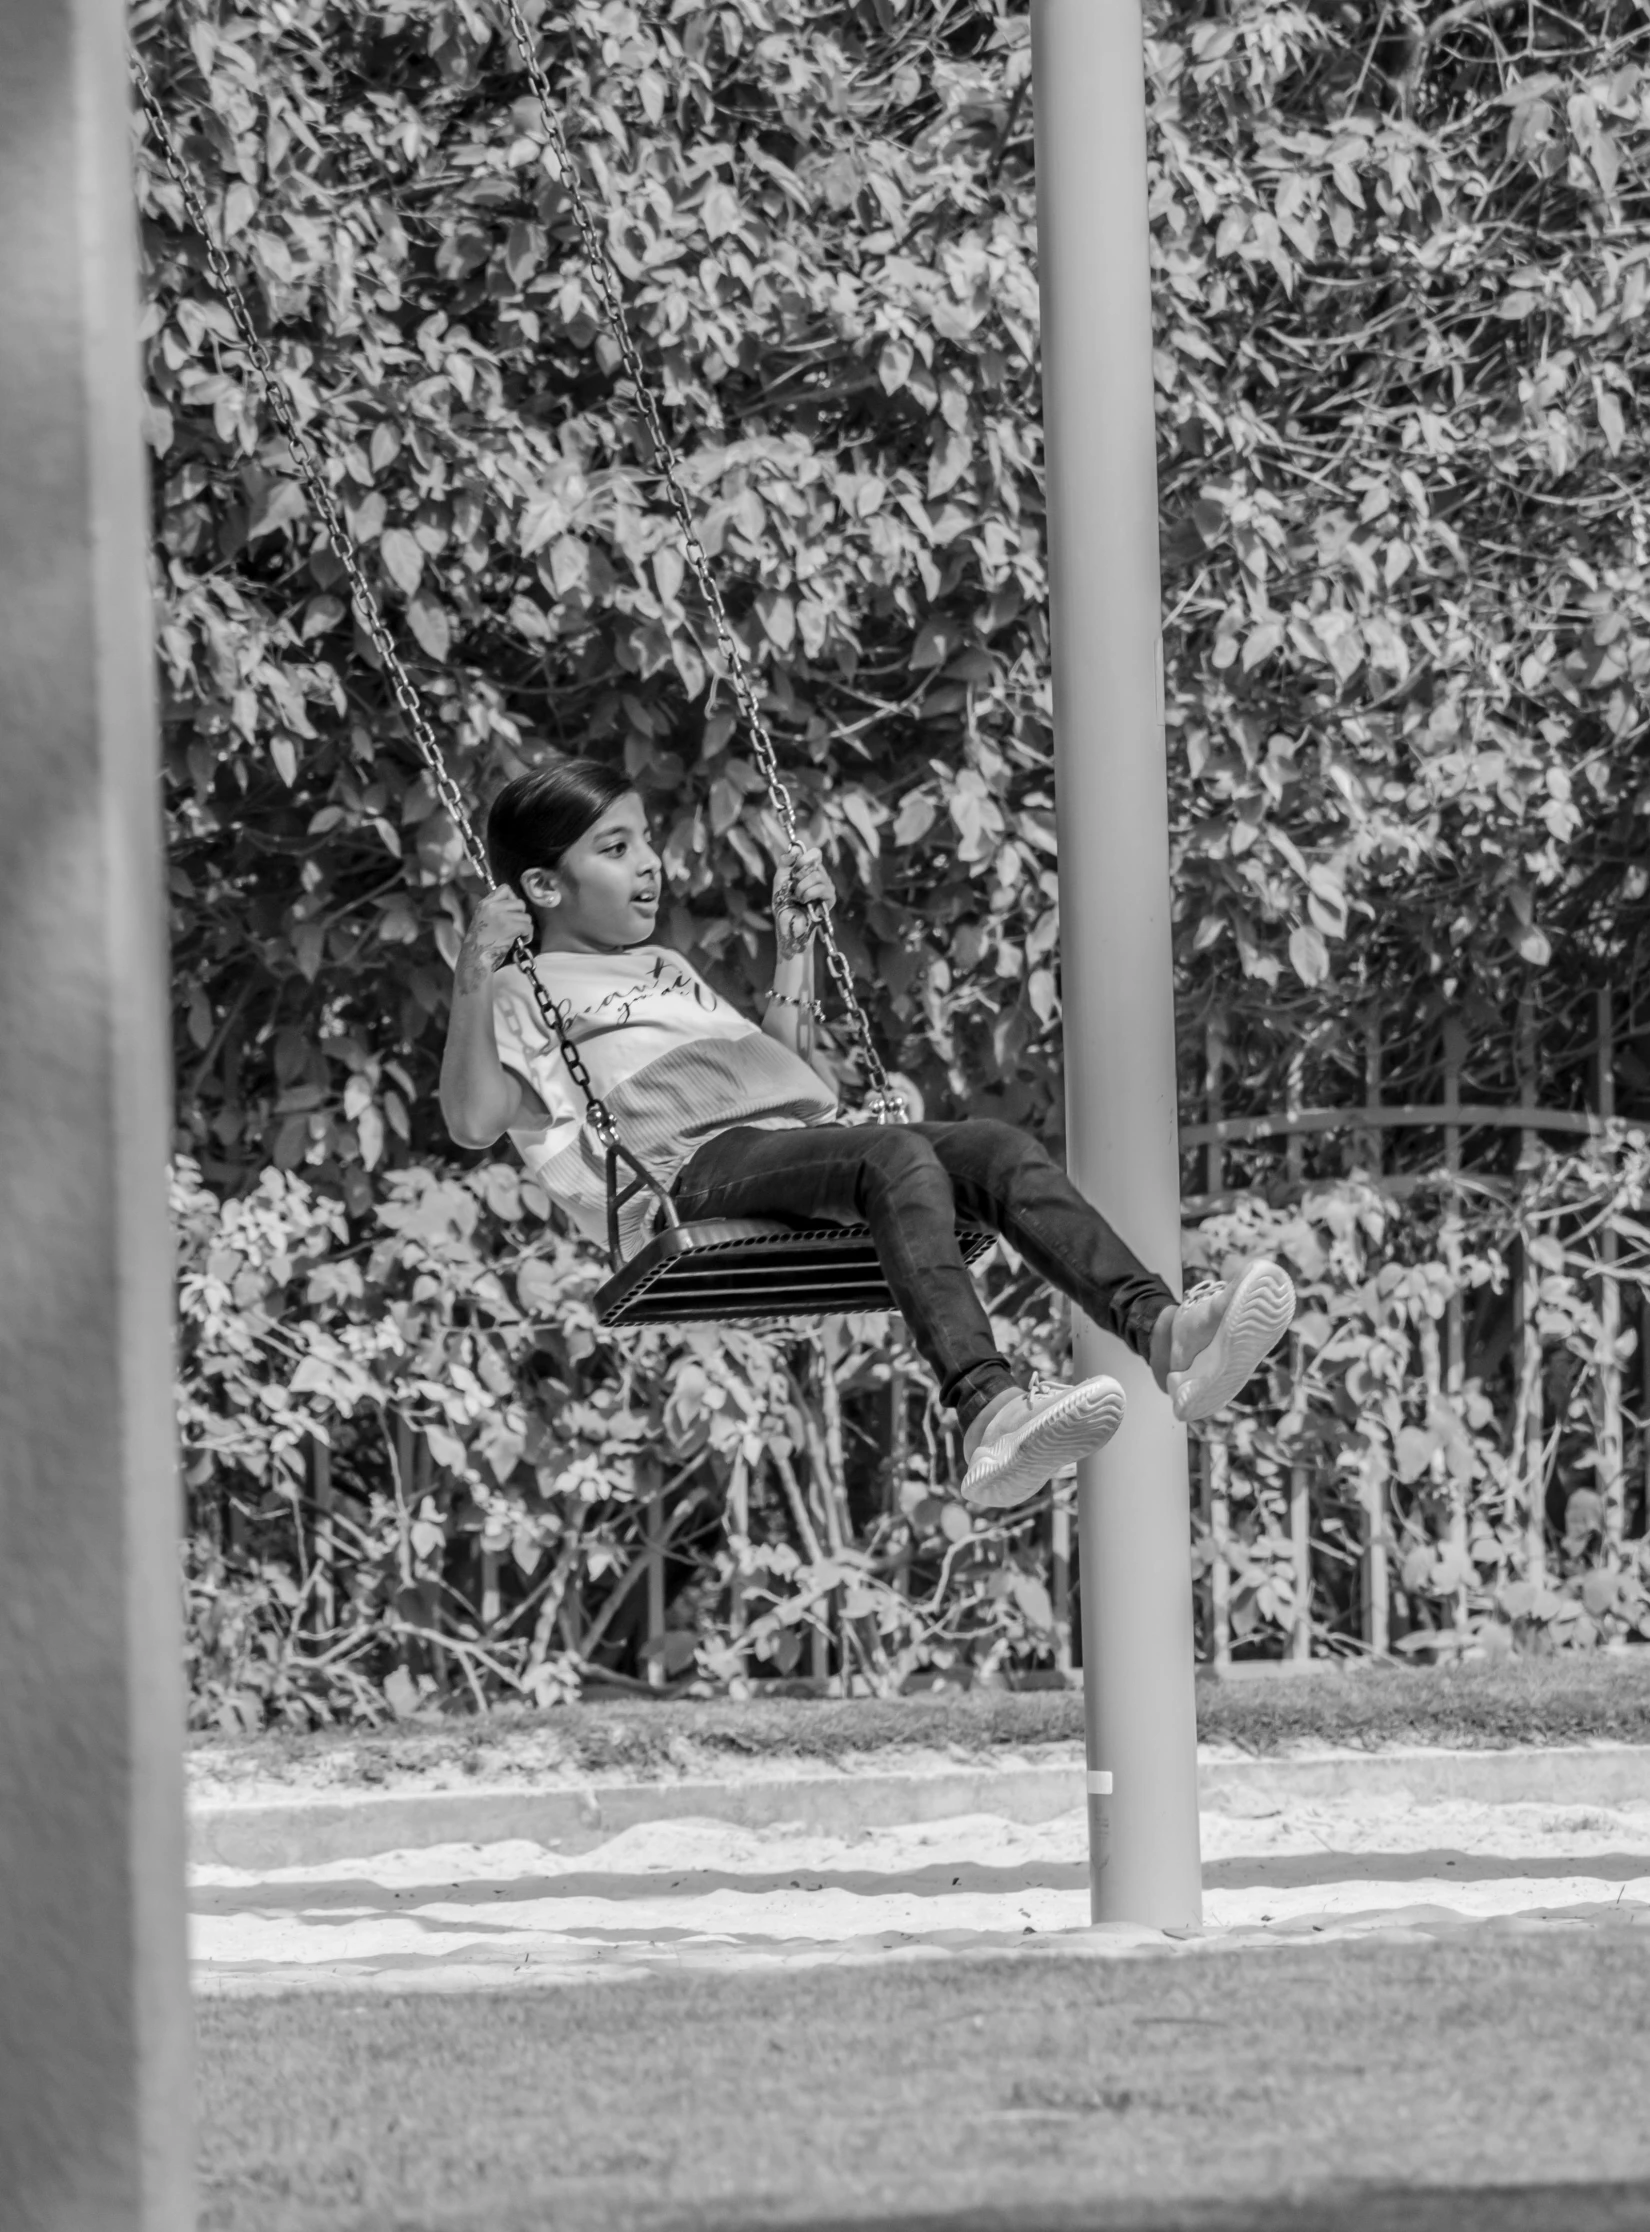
[197,1933,1650,2232]
[189,1650,1650,1792]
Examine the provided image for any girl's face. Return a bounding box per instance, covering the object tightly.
[524,792,662,954]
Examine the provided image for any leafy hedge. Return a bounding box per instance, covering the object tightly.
[176,1132,1650,1731]
[177,1154,1080,1726]
[1187,1142,1650,1656]
[1155,0,1650,1155]
[131,0,1650,1725]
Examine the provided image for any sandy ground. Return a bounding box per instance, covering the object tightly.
[183,1736,1081,1807]
[192,1789,1650,1995]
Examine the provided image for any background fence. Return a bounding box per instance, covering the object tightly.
[181,987,1650,1725]
[1185,988,1649,1670]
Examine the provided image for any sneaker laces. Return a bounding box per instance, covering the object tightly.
[1184,1278,1224,1306]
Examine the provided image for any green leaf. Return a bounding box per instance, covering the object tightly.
[702,183,742,239]
[1288,924,1329,987]
[893,790,938,847]
[1580,1569,1618,1617]
[639,1630,699,1679]
[248,480,307,543]
[756,589,794,651]
[407,594,451,661]
[381,527,424,597]
[1241,621,1284,672]
[1011,1573,1054,1629]
[878,338,913,393]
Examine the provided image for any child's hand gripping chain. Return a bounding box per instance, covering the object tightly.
[456,886,535,993]
[772,846,833,960]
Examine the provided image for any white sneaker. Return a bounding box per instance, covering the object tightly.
[959,1371,1126,1511]
[1166,1260,1296,1423]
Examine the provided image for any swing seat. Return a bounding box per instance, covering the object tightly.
[594,1217,997,1328]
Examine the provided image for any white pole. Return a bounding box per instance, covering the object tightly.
[1031,0,1203,1928]
[0,0,195,2219]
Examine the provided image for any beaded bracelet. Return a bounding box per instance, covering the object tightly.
[766,989,828,1021]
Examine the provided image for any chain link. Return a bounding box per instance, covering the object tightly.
[494,0,905,1125]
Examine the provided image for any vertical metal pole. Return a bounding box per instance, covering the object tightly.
[1361,1443,1390,1658]
[393,1410,419,1680]
[1204,1016,1225,1201]
[1285,1044,1310,1661]
[1050,1485,1074,1676]
[0,1,194,2222]
[1198,1022,1224,1670]
[1442,1017,1468,1634]
[312,1437,336,1634]
[1032,0,1201,1928]
[1362,1008,1383,1180]
[1516,990,1546,1586]
[727,1450,751,1642]
[1285,1041,1306,1189]
[1595,990,1624,1551]
[413,1434,448,1694]
[1360,1009,1389,1653]
[1288,1455,1313,1663]
[645,1482,667,1690]
[1207,1435,1233,1675]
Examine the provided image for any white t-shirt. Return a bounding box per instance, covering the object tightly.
[491,944,838,1254]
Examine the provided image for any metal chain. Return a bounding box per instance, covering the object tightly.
[494,0,905,1125]
[130,45,633,1156]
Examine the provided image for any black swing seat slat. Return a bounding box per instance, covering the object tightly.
[594,1218,997,1328]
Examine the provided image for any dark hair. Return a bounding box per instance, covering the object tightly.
[485,756,638,897]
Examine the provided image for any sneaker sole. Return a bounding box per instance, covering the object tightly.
[1173,1262,1295,1423]
[961,1378,1126,1511]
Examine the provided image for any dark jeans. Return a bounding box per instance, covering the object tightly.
[671,1118,1178,1433]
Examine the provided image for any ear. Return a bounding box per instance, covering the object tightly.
[521,867,560,909]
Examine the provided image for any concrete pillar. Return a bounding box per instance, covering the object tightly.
[0,3,195,2225]
[1031,0,1203,1928]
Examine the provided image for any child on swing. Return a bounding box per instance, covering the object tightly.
[440,756,1295,1510]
